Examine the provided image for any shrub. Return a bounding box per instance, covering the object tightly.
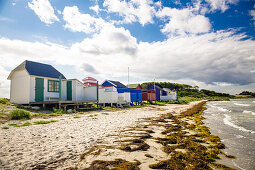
[0,98,10,105]
[2,126,9,129]
[10,109,31,120]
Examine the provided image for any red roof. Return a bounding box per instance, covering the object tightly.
[84,82,102,87]
[82,77,97,82]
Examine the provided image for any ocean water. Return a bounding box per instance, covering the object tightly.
[203,98,255,170]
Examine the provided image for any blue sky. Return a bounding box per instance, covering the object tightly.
[0,0,255,97]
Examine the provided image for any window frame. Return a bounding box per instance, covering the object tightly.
[48,80,59,92]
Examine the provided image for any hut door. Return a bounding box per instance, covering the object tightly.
[35,78,44,102]
[67,81,72,100]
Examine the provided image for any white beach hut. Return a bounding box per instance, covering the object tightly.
[160,88,177,101]
[7,60,87,104]
[82,77,118,105]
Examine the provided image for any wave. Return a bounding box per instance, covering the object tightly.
[243,110,255,116]
[223,114,255,134]
[234,103,250,107]
[208,104,230,112]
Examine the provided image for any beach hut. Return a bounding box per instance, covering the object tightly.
[148,85,162,101]
[7,60,87,104]
[64,79,86,102]
[127,84,142,104]
[126,84,142,90]
[142,90,156,101]
[102,80,131,104]
[82,77,118,105]
[160,88,177,101]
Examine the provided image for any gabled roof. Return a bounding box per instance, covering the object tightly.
[109,80,127,88]
[126,84,140,89]
[8,60,66,80]
[82,77,97,82]
[102,80,127,88]
[149,85,163,90]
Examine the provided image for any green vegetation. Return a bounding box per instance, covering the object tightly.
[21,122,32,126]
[2,126,9,129]
[31,112,46,117]
[73,116,81,118]
[141,82,235,104]
[103,106,114,110]
[0,98,11,105]
[101,112,109,115]
[88,115,94,117]
[8,121,32,127]
[10,109,31,120]
[239,91,255,97]
[53,108,67,114]
[33,120,57,125]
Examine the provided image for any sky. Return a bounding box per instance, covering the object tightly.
[0,0,255,97]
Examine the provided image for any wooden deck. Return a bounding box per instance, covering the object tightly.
[29,100,98,110]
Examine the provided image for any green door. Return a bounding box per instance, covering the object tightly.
[35,78,44,102]
[67,81,72,100]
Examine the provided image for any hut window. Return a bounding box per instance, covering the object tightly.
[48,80,59,92]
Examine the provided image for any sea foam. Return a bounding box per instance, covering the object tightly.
[234,103,250,107]
[223,114,255,134]
[209,104,230,112]
[243,110,255,116]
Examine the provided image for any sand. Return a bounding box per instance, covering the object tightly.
[0,102,198,169]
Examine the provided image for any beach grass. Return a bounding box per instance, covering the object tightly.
[10,109,31,120]
[73,116,81,118]
[2,126,9,129]
[33,120,57,125]
[101,112,109,115]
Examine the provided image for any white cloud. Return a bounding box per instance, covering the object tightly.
[28,0,59,24]
[90,4,100,14]
[205,0,239,12]
[103,0,155,25]
[63,6,109,34]
[157,7,211,36]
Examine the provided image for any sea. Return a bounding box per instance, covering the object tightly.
[203,98,255,170]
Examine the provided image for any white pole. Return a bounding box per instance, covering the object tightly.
[154,78,155,90]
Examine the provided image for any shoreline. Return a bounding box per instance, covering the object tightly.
[203,99,255,170]
[0,101,236,169]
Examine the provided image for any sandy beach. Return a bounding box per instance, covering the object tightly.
[0,103,196,169]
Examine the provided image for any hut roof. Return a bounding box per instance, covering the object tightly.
[8,60,66,80]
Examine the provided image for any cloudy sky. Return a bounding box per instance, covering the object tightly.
[0,0,255,97]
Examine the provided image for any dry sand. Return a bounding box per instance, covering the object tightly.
[0,102,199,169]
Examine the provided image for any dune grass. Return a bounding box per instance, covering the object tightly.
[33,120,57,125]
[10,109,31,120]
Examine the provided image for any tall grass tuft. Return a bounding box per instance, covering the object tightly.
[10,109,31,120]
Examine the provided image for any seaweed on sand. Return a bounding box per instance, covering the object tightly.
[84,159,141,170]
[150,101,235,169]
